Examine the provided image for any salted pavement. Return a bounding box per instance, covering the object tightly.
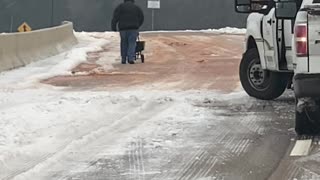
[0,32,319,180]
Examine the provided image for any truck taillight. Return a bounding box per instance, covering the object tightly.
[295,24,308,57]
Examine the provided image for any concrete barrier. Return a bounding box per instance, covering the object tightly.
[0,21,78,72]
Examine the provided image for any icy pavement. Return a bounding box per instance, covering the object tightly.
[0,88,295,180]
[0,31,317,180]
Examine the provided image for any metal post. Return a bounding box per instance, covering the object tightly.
[152,9,154,31]
[10,16,13,32]
[51,0,54,26]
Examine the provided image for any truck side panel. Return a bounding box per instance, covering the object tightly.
[245,13,266,69]
[308,12,320,73]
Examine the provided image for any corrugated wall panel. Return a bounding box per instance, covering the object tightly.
[0,0,247,32]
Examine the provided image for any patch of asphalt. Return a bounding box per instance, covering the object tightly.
[269,137,320,180]
[65,92,295,180]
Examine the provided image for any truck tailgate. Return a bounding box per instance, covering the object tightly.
[308,9,320,72]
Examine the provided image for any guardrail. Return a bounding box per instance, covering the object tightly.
[0,21,78,72]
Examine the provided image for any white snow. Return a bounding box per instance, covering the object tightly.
[199,27,247,34]
[0,32,113,88]
[142,27,246,34]
[0,32,117,179]
[0,30,249,179]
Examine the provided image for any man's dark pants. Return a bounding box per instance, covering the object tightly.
[120,30,138,64]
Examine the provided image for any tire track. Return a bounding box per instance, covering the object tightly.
[9,97,172,180]
[59,97,175,180]
[170,100,280,180]
[64,93,290,180]
[128,139,145,180]
[173,134,230,179]
[167,149,203,180]
[181,151,209,180]
[139,139,146,180]
[232,139,250,156]
[128,142,136,180]
[188,155,219,179]
[202,157,219,177]
[285,163,320,180]
[286,164,303,180]
[154,116,258,179]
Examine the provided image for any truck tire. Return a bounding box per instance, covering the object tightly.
[295,99,320,135]
[239,48,288,100]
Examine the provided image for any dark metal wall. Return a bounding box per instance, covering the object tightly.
[0,0,53,32]
[0,0,247,32]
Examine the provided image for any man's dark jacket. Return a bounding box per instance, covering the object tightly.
[112,0,144,31]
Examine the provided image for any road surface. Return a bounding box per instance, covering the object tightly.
[1,32,319,180]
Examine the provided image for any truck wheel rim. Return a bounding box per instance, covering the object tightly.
[248,60,269,91]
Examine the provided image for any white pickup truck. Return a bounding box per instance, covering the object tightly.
[235,0,320,135]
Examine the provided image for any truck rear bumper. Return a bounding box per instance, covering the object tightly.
[294,74,320,98]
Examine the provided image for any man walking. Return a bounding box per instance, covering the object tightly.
[112,0,144,64]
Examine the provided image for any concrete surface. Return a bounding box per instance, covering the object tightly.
[4,32,320,180]
[36,32,306,180]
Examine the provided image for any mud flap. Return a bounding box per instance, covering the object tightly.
[296,98,320,135]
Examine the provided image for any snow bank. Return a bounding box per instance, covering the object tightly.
[0,32,114,88]
[142,27,246,34]
[200,27,247,34]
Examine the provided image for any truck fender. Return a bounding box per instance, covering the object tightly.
[245,13,267,69]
